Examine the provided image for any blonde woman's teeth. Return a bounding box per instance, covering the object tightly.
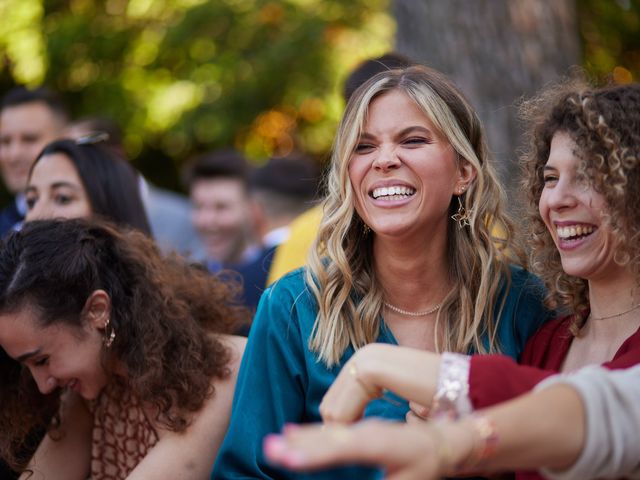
[372,186,416,199]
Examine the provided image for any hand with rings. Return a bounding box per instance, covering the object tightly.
[264,418,466,478]
[319,343,442,424]
[319,352,384,423]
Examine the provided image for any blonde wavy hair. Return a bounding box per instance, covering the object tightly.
[521,79,640,335]
[306,66,522,366]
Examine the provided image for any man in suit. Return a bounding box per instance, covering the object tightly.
[0,87,68,235]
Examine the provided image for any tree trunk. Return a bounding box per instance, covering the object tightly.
[392,0,580,211]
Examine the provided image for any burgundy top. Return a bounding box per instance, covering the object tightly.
[469,315,640,480]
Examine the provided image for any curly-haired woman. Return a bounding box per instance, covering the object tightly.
[0,219,247,479]
[271,81,640,480]
[214,65,552,479]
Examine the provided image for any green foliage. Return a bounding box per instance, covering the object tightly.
[578,0,640,84]
[2,0,637,192]
[0,0,392,189]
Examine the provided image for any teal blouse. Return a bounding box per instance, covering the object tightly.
[213,265,551,479]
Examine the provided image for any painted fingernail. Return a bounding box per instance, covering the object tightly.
[263,435,285,458]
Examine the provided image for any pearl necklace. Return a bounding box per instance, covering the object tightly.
[384,301,442,317]
[590,302,640,321]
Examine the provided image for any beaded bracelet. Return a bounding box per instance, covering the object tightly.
[430,352,472,420]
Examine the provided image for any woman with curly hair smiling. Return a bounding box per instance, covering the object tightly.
[0,218,247,479]
[264,80,640,480]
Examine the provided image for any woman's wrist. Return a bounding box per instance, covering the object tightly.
[427,420,476,475]
[450,414,499,474]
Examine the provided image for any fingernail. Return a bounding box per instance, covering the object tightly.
[263,435,285,458]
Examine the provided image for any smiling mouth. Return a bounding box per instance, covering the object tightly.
[556,224,596,241]
[370,186,416,200]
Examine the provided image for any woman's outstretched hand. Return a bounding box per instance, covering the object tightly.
[263,419,472,480]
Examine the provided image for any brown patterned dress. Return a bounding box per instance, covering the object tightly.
[89,382,159,479]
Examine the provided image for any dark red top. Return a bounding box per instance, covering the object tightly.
[469,315,640,480]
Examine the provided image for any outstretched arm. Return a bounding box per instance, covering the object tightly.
[265,381,584,479]
[266,364,640,479]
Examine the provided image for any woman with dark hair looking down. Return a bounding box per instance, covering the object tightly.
[0,219,247,478]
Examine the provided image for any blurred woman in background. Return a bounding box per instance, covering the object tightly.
[25,137,151,234]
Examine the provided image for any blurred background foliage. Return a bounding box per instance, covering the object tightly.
[0,0,638,193]
[578,0,640,84]
[0,0,393,190]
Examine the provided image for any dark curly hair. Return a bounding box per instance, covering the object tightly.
[0,219,247,468]
[520,79,640,334]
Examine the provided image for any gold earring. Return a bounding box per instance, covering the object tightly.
[103,317,116,348]
[451,196,472,228]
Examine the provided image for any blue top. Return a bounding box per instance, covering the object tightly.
[213,265,551,479]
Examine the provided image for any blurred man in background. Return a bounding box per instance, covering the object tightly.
[186,148,260,271]
[0,86,68,235]
[235,153,320,306]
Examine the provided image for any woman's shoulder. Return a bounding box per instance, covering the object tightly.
[530,314,573,337]
[499,264,548,311]
[506,264,545,290]
[263,266,317,308]
[520,313,574,365]
[219,334,247,368]
[267,266,308,289]
[252,266,319,339]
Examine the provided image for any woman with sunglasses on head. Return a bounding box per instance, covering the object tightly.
[214,65,552,480]
[0,218,248,479]
[24,136,151,234]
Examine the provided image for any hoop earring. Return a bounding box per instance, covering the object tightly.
[103,317,116,348]
[451,196,472,228]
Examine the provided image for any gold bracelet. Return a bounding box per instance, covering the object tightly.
[457,414,499,473]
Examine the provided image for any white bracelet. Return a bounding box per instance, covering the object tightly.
[430,352,472,420]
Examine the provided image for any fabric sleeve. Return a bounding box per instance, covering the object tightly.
[468,355,556,410]
[212,284,308,479]
[536,365,640,480]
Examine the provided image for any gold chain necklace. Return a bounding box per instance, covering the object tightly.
[383,301,442,317]
[590,302,640,321]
